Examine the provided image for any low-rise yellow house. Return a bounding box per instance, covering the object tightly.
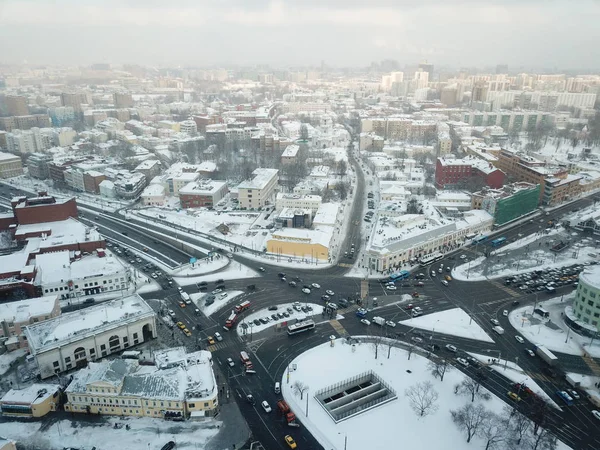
[64,347,218,420]
[0,384,60,418]
[267,228,331,261]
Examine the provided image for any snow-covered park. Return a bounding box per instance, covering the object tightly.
[282,340,569,450]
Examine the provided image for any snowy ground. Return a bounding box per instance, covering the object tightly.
[0,349,26,376]
[398,308,494,343]
[175,263,258,288]
[235,302,325,335]
[452,228,598,282]
[0,414,221,450]
[508,294,600,358]
[467,352,561,410]
[190,290,245,317]
[282,340,570,450]
[171,257,229,277]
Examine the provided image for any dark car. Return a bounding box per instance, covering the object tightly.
[198,281,208,287]
[278,272,286,278]
[205,298,215,306]
[247,284,256,291]
[512,300,520,306]
[215,279,224,285]
[161,441,176,450]
[246,394,256,405]
[253,319,261,326]
[271,314,278,321]
[268,306,278,311]
[84,298,95,304]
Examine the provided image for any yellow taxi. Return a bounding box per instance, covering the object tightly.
[507,391,522,402]
[445,275,452,281]
[207,336,216,345]
[284,435,297,449]
[183,328,192,337]
[176,322,186,330]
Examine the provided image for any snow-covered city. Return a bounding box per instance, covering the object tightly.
[1,3,600,450]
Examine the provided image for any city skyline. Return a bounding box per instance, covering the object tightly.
[1,0,599,70]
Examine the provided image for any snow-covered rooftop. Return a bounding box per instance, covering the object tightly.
[312,203,339,226]
[1,383,60,405]
[281,144,300,158]
[579,265,600,290]
[237,168,278,190]
[179,180,227,196]
[141,184,165,196]
[14,218,101,250]
[0,295,58,323]
[25,294,155,353]
[270,227,333,249]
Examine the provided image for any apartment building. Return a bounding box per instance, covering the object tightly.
[0,152,24,179]
[5,95,28,116]
[238,168,279,209]
[435,156,505,189]
[281,144,300,165]
[275,193,322,213]
[179,180,229,208]
[543,175,582,206]
[64,347,218,419]
[471,182,541,226]
[26,153,52,179]
[0,115,51,132]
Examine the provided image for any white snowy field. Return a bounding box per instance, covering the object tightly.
[467,353,561,410]
[0,414,220,450]
[171,256,229,277]
[175,263,258,288]
[398,308,494,343]
[190,290,245,317]
[508,295,600,358]
[282,340,570,450]
[235,302,325,335]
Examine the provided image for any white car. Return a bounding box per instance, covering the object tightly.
[430,272,436,277]
[490,318,500,326]
[226,358,235,367]
[525,349,535,357]
[515,335,525,344]
[219,293,228,299]
[592,410,600,420]
[326,290,335,296]
[503,310,508,316]
[212,289,222,295]
[445,344,457,353]
[441,280,448,286]
[302,288,311,294]
[460,255,467,260]
[456,358,469,368]
[168,309,175,318]
[261,401,272,413]
[386,285,397,291]
[385,321,396,328]
[311,283,321,289]
[360,319,371,326]
[411,336,423,343]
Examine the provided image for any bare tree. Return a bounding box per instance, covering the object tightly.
[454,377,490,403]
[292,381,308,400]
[503,406,531,447]
[370,328,384,359]
[529,395,551,436]
[428,358,452,382]
[480,412,506,450]
[407,343,415,360]
[404,381,439,418]
[450,403,489,443]
[530,428,558,450]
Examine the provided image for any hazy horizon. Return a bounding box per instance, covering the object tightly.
[1,0,599,70]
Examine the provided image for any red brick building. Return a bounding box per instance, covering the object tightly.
[11,194,78,227]
[435,157,505,190]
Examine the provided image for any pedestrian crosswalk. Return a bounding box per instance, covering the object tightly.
[330,319,349,337]
[338,263,354,268]
[490,280,520,298]
[582,354,600,377]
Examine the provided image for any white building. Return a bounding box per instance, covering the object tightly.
[275,193,322,213]
[6,128,44,154]
[112,171,147,199]
[99,179,116,198]
[24,294,157,379]
[237,168,279,209]
[312,203,339,226]
[140,184,166,206]
[35,250,131,300]
[366,210,493,272]
[179,120,198,135]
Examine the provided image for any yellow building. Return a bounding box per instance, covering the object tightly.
[0,384,60,418]
[64,348,218,420]
[267,228,330,261]
[0,152,23,179]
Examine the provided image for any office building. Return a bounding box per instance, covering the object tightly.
[113,92,134,108]
[5,95,28,116]
[567,266,600,339]
[0,152,24,179]
[237,168,279,209]
[435,156,506,189]
[471,182,540,226]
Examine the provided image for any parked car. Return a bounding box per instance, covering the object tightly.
[445,344,457,353]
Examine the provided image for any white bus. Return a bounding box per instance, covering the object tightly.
[419,252,443,267]
[287,319,316,335]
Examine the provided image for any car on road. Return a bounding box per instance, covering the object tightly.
[456,358,469,368]
[592,410,600,420]
[430,271,436,277]
[284,435,297,449]
[556,390,574,405]
[445,344,457,353]
[261,401,272,413]
[385,321,396,328]
[503,310,508,316]
[321,295,330,301]
[311,283,321,289]
[207,336,216,345]
[259,267,265,272]
[490,318,500,326]
[214,332,223,341]
[444,275,452,281]
[226,358,235,367]
[386,285,397,290]
[302,288,311,294]
[326,290,335,296]
[246,394,256,405]
[215,279,224,285]
[569,390,580,400]
[168,309,176,318]
[415,281,425,287]
[507,391,522,402]
[219,293,228,299]
[441,280,449,286]
[360,319,371,326]
[182,328,192,337]
[176,322,185,329]
[411,337,423,343]
[515,335,525,344]
[198,281,208,287]
[460,255,467,260]
[288,281,297,287]
[525,349,535,357]
[404,303,414,310]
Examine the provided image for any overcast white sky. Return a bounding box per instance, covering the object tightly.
[1,0,599,70]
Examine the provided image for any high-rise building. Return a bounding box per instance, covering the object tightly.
[5,95,29,116]
[61,92,83,112]
[113,92,134,108]
[418,62,434,79]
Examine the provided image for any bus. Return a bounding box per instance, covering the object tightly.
[225,311,238,328]
[471,235,488,245]
[234,300,251,313]
[287,319,316,335]
[465,233,478,240]
[490,237,507,247]
[419,252,443,267]
[389,270,410,281]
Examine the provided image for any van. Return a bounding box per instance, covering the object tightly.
[492,326,505,335]
[274,382,281,394]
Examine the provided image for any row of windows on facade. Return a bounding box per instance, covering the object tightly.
[43,277,126,294]
[52,334,139,369]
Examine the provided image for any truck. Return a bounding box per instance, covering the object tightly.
[565,374,581,388]
[535,345,558,366]
[277,400,300,427]
[492,326,505,335]
[372,316,386,326]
